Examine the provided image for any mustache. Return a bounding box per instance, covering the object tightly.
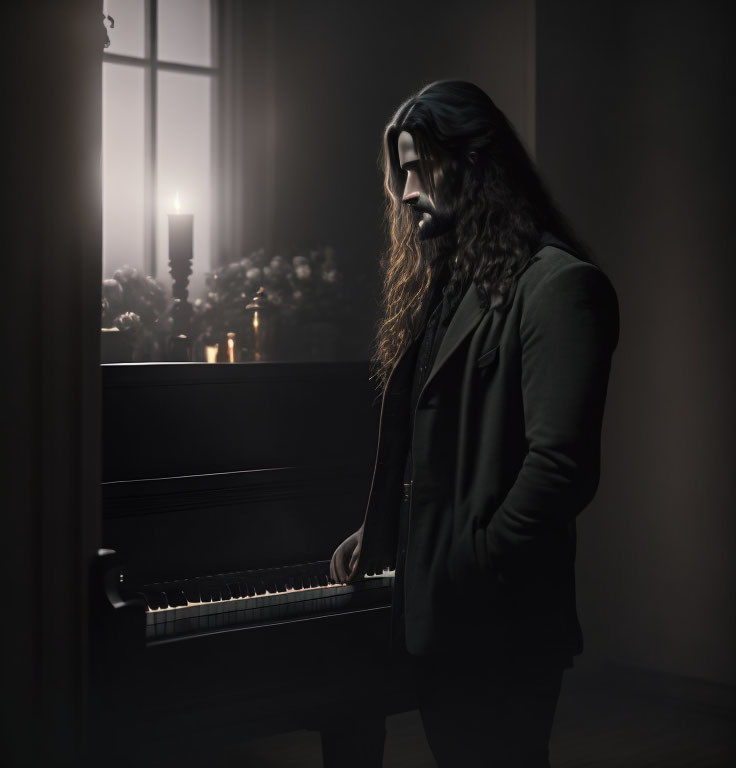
[408,192,434,215]
[406,192,454,221]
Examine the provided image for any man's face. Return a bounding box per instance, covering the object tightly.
[397,130,456,240]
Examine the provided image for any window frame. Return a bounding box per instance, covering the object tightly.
[102,0,218,278]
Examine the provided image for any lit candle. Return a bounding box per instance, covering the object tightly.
[169,192,193,265]
[167,192,194,361]
[168,192,194,341]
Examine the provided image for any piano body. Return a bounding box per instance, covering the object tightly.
[94,361,416,765]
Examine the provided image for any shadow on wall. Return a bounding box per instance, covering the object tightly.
[536,0,736,686]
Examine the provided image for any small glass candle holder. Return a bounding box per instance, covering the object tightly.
[215,331,240,362]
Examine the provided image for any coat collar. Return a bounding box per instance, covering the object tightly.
[388,279,496,403]
[425,230,560,386]
[386,231,560,399]
[424,279,489,391]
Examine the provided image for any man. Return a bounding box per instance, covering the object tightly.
[329,80,619,766]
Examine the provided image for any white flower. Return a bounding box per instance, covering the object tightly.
[295,263,311,280]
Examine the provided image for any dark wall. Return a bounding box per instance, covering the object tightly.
[5,0,103,762]
[537,0,736,684]
[267,0,536,356]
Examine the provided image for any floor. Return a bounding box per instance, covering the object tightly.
[166,659,735,767]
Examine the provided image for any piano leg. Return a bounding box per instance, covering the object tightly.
[320,714,387,768]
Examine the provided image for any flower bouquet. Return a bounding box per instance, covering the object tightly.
[101,266,170,362]
[193,245,356,361]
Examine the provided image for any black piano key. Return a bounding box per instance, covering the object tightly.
[219,584,232,601]
[228,582,241,599]
[140,591,157,610]
[200,587,213,603]
[318,573,329,587]
[245,582,256,597]
[168,589,187,607]
[158,591,169,609]
[184,584,200,603]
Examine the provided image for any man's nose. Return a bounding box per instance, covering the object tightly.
[402,173,422,205]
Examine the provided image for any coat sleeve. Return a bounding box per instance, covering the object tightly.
[449,260,620,587]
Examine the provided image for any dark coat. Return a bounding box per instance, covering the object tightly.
[355,238,620,658]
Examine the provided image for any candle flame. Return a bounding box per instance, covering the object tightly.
[252,310,259,329]
[174,191,181,214]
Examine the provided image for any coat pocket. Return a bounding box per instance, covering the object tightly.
[475,344,500,369]
[447,520,503,606]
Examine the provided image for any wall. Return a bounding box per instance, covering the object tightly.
[4,0,103,763]
[536,0,736,685]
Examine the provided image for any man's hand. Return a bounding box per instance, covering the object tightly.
[329,526,363,583]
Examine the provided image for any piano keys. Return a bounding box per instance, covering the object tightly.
[132,561,395,642]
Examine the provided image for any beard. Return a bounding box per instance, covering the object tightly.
[419,223,457,269]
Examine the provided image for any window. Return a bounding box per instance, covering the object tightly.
[102,0,216,301]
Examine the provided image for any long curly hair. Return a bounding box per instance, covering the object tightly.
[370,79,595,393]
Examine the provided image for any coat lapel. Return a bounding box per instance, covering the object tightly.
[422,240,554,393]
[386,235,556,402]
[418,281,495,401]
[384,276,505,407]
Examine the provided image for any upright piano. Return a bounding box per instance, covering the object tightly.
[93,361,416,766]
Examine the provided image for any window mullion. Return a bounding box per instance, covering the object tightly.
[143,0,158,278]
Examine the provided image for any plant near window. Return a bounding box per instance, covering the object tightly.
[101,266,170,362]
[192,245,357,360]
